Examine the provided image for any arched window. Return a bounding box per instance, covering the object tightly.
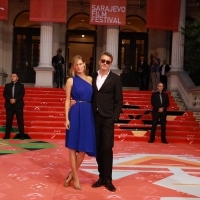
[67,13,96,30]
[120,16,147,32]
[14,11,40,28]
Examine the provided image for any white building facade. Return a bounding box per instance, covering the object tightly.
[0,0,200,110]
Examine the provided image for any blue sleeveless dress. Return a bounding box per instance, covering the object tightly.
[65,75,96,157]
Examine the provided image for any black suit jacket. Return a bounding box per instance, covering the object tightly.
[91,71,123,120]
[52,55,65,71]
[159,64,170,75]
[138,60,150,75]
[3,81,25,109]
[151,91,170,113]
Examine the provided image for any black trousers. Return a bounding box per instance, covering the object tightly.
[55,69,63,88]
[5,107,24,136]
[139,73,149,90]
[94,111,114,181]
[160,75,167,91]
[150,111,167,142]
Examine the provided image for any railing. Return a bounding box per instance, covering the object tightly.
[0,71,8,86]
[168,71,200,111]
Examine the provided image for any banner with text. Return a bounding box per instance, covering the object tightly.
[30,0,67,23]
[90,0,126,26]
[146,0,181,31]
[0,0,8,20]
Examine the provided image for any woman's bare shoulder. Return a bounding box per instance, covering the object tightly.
[66,77,73,83]
[86,76,92,84]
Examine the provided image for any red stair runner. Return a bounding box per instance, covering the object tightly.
[0,86,199,143]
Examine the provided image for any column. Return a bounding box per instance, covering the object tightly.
[168,0,186,91]
[105,26,121,74]
[170,0,186,71]
[0,21,7,85]
[34,22,54,87]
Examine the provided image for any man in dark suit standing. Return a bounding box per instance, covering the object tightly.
[52,48,65,88]
[91,51,123,192]
[3,73,25,140]
[159,59,170,91]
[148,82,169,144]
[138,55,150,90]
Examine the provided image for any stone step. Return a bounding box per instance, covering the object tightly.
[194,112,200,116]
[171,91,187,111]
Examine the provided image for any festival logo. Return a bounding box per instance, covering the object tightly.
[90,0,126,26]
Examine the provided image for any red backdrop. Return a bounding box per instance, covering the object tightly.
[90,0,127,26]
[146,0,181,31]
[30,0,67,23]
[0,0,8,20]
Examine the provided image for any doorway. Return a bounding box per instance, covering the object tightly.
[65,14,97,82]
[12,11,40,83]
[66,30,96,79]
[119,32,148,87]
[12,27,40,83]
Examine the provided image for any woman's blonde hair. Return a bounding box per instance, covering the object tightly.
[69,55,86,77]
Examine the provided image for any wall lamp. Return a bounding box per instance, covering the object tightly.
[139,0,145,8]
[197,0,200,8]
[79,0,85,6]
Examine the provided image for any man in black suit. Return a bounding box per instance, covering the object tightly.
[159,59,170,91]
[138,55,150,90]
[91,51,123,192]
[148,82,169,144]
[52,48,65,88]
[3,73,25,140]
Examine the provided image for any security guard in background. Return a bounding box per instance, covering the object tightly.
[52,48,65,88]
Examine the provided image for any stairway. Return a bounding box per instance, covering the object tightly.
[0,86,200,143]
[116,90,200,144]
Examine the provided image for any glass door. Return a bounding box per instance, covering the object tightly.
[12,27,40,83]
[65,30,96,82]
[119,32,148,87]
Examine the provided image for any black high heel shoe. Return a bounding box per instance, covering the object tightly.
[64,171,73,187]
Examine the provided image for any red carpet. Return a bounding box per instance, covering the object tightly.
[0,86,200,199]
[0,139,200,199]
[0,87,199,144]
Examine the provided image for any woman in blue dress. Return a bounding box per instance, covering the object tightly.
[64,55,96,190]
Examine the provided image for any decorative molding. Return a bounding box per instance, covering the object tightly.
[169,71,200,111]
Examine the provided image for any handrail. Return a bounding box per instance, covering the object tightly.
[168,71,200,111]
